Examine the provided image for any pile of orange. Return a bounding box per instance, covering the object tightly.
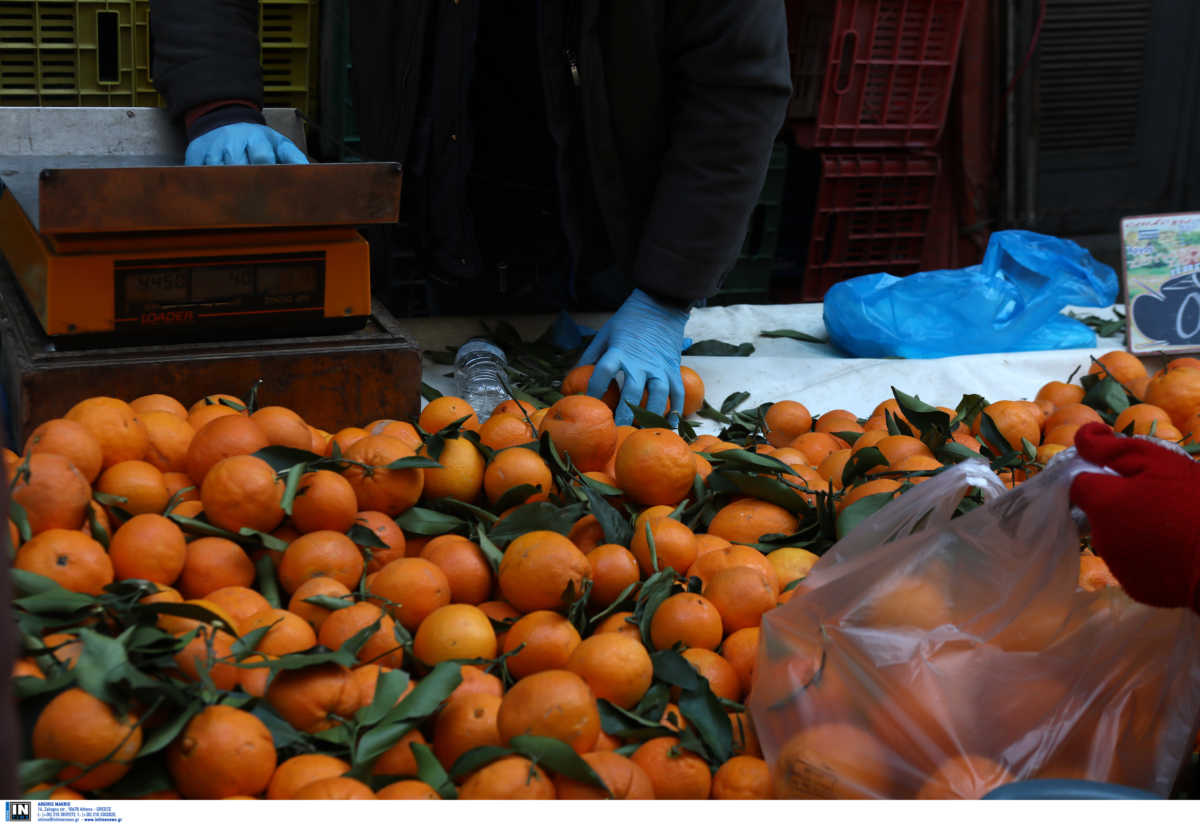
[6,351,1188,801]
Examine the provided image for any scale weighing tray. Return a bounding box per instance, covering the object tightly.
[0,107,402,339]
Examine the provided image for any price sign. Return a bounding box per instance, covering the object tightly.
[1122,213,1200,354]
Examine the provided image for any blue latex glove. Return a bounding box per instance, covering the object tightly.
[577,288,691,426]
[185,123,308,166]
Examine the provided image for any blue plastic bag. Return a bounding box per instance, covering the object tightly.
[822,231,1119,358]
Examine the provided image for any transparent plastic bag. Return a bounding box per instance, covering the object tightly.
[822,230,1119,358]
[750,455,1200,800]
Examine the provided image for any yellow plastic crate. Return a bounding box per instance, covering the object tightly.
[0,0,317,114]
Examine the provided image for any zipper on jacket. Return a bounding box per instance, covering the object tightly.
[565,48,580,87]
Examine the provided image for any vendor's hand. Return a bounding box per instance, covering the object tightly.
[1070,422,1200,612]
[185,123,308,166]
[578,288,691,427]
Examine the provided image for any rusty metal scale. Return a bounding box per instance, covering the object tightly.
[0,107,421,441]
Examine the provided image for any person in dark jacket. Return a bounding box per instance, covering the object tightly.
[149,1,791,425]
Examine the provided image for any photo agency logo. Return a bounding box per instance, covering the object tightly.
[4,801,30,822]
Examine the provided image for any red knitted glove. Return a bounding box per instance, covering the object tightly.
[1070,422,1200,613]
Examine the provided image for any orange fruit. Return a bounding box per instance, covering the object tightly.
[65,397,149,469]
[837,477,901,512]
[766,547,819,588]
[890,454,942,482]
[707,498,799,546]
[167,705,277,799]
[680,647,741,701]
[413,603,498,665]
[478,412,538,452]
[163,470,199,502]
[291,470,358,533]
[433,693,503,770]
[787,431,845,466]
[447,664,505,704]
[317,600,404,666]
[775,723,891,799]
[614,428,695,507]
[704,565,777,635]
[32,688,142,791]
[188,394,245,415]
[630,736,711,800]
[367,556,451,631]
[566,632,653,709]
[483,446,553,506]
[97,459,169,516]
[370,727,428,779]
[974,401,1041,452]
[764,401,813,448]
[265,663,359,732]
[916,754,1014,800]
[419,534,494,605]
[186,402,241,432]
[458,756,555,800]
[561,364,620,408]
[1079,553,1120,592]
[1112,403,1173,435]
[869,434,934,470]
[649,593,723,651]
[327,426,369,456]
[1036,381,1085,409]
[366,420,422,448]
[729,711,761,757]
[200,454,285,533]
[555,751,655,799]
[10,452,92,534]
[355,510,407,573]
[130,393,188,419]
[1043,402,1104,434]
[177,536,255,598]
[497,669,601,754]
[680,366,705,417]
[538,394,618,472]
[23,418,104,483]
[204,585,271,635]
[816,448,853,486]
[502,610,583,680]
[108,513,187,585]
[491,398,540,421]
[244,607,318,656]
[286,576,352,632]
[587,544,641,608]
[864,573,951,630]
[567,513,606,553]
[419,436,486,503]
[1088,350,1147,388]
[712,755,771,800]
[267,753,349,800]
[1145,367,1200,428]
[686,545,780,593]
[498,530,591,613]
[1043,422,1087,446]
[418,395,480,433]
[720,626,760,696]
[138,410,195,474]
[15,529,112,595]
[593,611,640,640]
[342,435,425,515]
[291,776,376,800]
[184,414,269,486]
[250,406,312,450]
[171,500,204,518]
[276,529,365,594]
[630,516,697,576]
[376,780,439,800]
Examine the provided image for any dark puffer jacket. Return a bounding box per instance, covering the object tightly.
[150,0,791,306]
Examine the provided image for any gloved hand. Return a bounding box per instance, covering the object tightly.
[577,288,690,426]
[185,123,308,166]
[1070,421,1200,613]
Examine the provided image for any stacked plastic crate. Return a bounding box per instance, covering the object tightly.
[0,1,318,115]
[786,0,969,302]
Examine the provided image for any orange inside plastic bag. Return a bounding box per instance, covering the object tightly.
[750,453,1200,799]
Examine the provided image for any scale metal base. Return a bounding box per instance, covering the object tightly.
[0,107,403,340]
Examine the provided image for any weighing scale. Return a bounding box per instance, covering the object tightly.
[0,107,403,340]
[0,108,422,443]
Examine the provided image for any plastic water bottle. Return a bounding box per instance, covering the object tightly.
[454,338,508,422]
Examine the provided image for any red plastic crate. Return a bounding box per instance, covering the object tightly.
[802,152,940,302]
[791,0,968,148]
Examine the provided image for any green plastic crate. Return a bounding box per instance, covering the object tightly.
[0,1,317,115]
[710,142,790,306]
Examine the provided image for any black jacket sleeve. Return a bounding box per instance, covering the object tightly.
[149,0,265,119]
[632,0,791,303]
